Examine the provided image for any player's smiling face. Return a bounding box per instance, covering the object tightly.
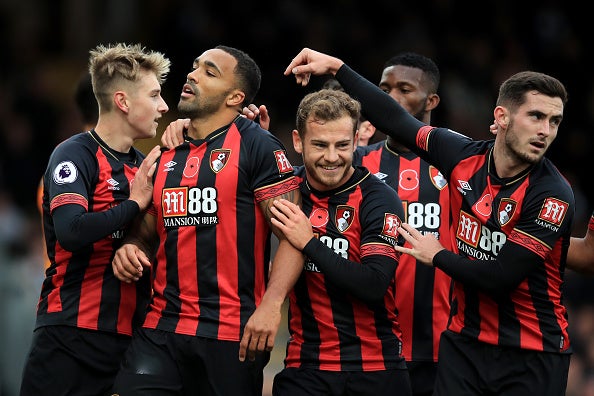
[293,115,357,191]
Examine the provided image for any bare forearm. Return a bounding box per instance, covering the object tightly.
[263,238,304,307]
[567,232,594,274]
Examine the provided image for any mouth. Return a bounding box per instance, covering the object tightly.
[530,140,546,150]
[181,83,195,98]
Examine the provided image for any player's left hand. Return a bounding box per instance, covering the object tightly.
[242,104,270,131]
[161,118,190,149]
[270,199,313,250]
[239,299,281,362]
[394,222,445,266]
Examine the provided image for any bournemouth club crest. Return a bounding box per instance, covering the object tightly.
[335,205,355,233]
[210,149,231,173]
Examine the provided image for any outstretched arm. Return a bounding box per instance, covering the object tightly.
[285,48,426,154]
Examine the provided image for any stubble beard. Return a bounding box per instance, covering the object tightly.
[178,93,226,119]
[505,124,542,166]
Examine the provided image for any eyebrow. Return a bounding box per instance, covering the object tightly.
[193,58,221,74]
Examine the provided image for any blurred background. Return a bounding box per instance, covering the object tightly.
[0,1,592,395]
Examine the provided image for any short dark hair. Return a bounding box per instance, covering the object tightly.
[321,77,344,91]
[216,45,261,106]
[496,71,568,109]
[383,52,440,93]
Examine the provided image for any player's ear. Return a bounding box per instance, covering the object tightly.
[227,89,245,108]
[114,91,129,114]
[292,130,303,154]
[425,93,440,112]
[494,106,509,129]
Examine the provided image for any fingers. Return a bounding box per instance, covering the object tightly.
[273,198,298,213]
[239,329,273,362]
[161,118,189,148]
[397,224,422,245]
[284,49,313,86]
[258,105,270,131]
[112,244,149,283]
[241,104,259,120]
[146,145,162,162]
[400,222,419,235]
[270,199,295,225]
[238,331,250,362]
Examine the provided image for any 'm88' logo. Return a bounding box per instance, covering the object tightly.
[403,201,441,229]
[162,187,218,217]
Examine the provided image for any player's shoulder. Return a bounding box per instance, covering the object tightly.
[50,132,96,158]
[532,158,574,197]
[235,116,273,137]
[357,166,394,192]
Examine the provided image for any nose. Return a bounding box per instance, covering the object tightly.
[324,147,339,162]
[187,69,198,82]
[539,120,552,137]
[159,97,169,113]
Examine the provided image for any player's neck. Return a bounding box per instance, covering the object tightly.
[186,110,241,140]
[93,120,134,153]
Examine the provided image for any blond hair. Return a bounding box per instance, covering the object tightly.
[88,43,170,111]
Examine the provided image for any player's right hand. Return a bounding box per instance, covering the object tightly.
[112,243,151,283]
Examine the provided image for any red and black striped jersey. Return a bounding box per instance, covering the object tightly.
[143,116,298,341]
[589,210,594,232]
[37,131,150,336]
[430,131,574,353]
[284,165,407,371]
[336,64,575,354]
[354,143,452,363]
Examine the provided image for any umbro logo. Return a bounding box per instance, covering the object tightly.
[456,179,472,195]
[374,172,388,182]
[163,160,177,172]
[107,178,120,191]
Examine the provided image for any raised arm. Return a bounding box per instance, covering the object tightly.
[285,48,426,155]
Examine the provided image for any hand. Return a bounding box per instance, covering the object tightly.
[161,118,190,149]
[129,145,160,210]
[283,48,345,86]
[241,104,270,131]
[489,120,497,135]
[394,222,445,266]
[270,199,313,250]
[112,243,151,283]
[239,299,281,362]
